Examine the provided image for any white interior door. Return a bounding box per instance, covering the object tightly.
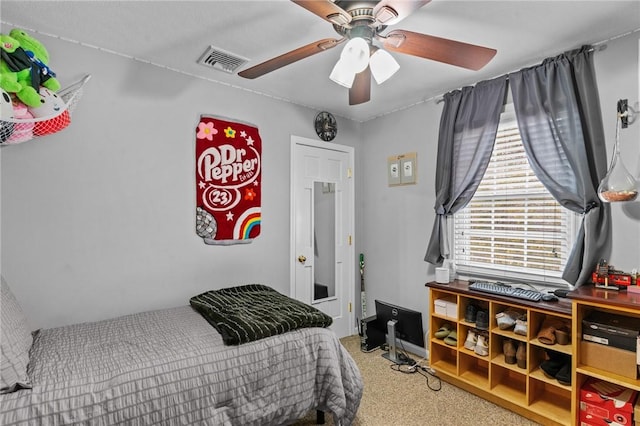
[290,136,355,338]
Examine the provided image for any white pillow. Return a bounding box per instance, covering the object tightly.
[1,276,33,393]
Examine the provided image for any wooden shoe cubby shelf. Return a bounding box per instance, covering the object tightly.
[427,280,573,426]
[569,286,640,426]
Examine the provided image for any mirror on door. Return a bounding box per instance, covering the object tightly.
[313,181,336,302]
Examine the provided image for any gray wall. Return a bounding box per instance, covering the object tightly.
[2,29,639,335]
[0,35,363,328]
[596,34,640,268]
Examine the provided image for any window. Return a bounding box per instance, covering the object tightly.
[452,107,579,286]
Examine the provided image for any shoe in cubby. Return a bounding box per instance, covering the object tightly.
[435,323,454,339]
[444,330,458,347]
[540,350,571,384]
[537,316,570,345]
[516,341,527,369]
[464,329,478,350]
[514,314,527,336]
[503,338,516,364]
[475,332,489,356]
[495,310,520,330]
[476,310,489,330]
[465,303,478,323]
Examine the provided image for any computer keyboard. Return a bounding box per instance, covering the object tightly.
[468,281,542,302]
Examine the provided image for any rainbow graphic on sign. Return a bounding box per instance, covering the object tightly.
[233,207,261,240]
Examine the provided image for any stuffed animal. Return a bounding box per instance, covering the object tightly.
[0,29,60,108]
[29,88,69,136]
[0,35,29,97]
[0,88,15,143]
[9,29,60,92]
[7,100,34,143]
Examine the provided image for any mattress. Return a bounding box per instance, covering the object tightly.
[0,306,362,425]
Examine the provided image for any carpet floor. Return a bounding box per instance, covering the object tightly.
[294,335,541,426]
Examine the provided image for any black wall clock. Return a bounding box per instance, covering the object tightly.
[314,111,337,141]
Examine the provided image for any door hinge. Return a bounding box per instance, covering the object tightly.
[348,235,352,245]
[348,302,352,312]
[347,167,352,178]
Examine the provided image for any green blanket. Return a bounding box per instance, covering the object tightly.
[190,284,333,345]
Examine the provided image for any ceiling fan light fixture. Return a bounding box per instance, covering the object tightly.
[340,37,370,74]
[329,59,356,88]
[369,49,400,84]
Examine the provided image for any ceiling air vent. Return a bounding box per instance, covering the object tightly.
[197,46,249,74]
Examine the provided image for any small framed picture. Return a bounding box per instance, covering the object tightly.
[387,156,401,186]
[401,153,417,184]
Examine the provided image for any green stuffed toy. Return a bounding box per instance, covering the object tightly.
[0,29,60,108]
[0,35,29,97]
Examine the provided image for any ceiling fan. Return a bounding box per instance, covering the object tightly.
[237,0,497,105]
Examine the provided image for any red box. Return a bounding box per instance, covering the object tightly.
[580,412,623,426]
[580,378,638,426]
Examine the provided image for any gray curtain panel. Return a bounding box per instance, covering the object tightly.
[509,46,611,287]
[424,75,508,265]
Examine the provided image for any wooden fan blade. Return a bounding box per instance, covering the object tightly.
[373,0,431,26]
[238,38,343,79]
[291,0,352,26]
[382,29,497,71]
[349,67,371,105]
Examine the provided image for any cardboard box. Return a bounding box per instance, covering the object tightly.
[581,341,638,380]
[579,378,638,426]
[434,297,457,319]
[580,412,620,426]
[446,301,458,318]
[580,402,635,425]
[580,412,637,426]
[434,298,448,317]
[583,311,640,351]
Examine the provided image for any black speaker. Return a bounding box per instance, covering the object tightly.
[360,315,385,352]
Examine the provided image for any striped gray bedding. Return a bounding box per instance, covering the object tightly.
[0,306,363,425]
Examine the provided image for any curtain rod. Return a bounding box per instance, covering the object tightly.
[434,45,605,105]
[367,28,638,119]
[433,28,637,105]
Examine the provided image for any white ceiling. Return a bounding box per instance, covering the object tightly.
[1,1,639,122]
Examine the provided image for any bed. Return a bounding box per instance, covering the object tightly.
[0,279,363,425]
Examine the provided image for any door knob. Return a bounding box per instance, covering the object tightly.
[298,255,307,263]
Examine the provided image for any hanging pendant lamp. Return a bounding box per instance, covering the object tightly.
[597,99,639,203]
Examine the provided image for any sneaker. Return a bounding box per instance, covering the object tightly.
[514,315,527,336]
[464,329,478,350]
[476,310,489,330]
[475,333,489,356]
[496,310,519,330]
[464,304,478,323]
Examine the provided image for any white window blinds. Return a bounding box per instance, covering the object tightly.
[453,112,577,285]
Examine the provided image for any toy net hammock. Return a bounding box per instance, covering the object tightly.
[0,74,91,145]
